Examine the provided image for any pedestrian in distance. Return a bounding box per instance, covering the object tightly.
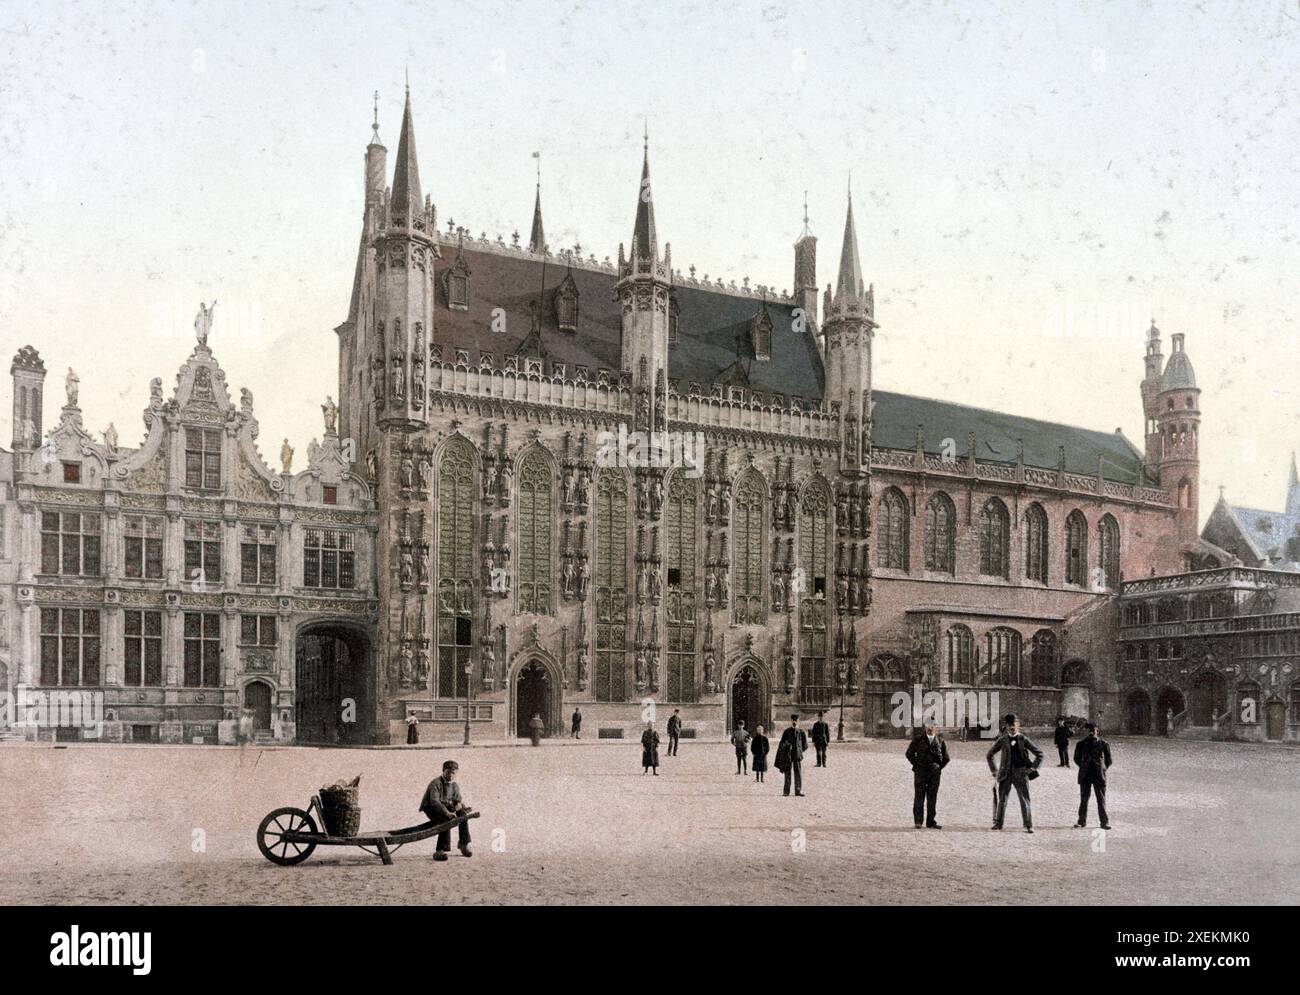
[571,706,582,739]
[750,725,770,783]
[775,714,808,797]
[406,714,420,745]
[811,710,831,767]
[730,720,752,774]
[529,713,544,746]
[667,709,682,756]
[1073,722,1113,830]
[906,720,950,828]
[1054,717,1072,767]
[641,722,661,775]
[986,713,1043,833]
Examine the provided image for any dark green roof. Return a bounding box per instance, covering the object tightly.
[870,389,1147,484]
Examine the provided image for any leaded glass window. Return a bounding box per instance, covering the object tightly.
[594,473,629,702]
[984,627,1023,686]
[665,475,698,702]
[924,491,954,574]
[516,453,553,615]
[979,498,1010,579]
[878,487,909,571]
[733,472,764,624]
[1099,514,1120,590]
[1066,509,1088,586]
[1025,502,1048,583]
[437,439,475,698]
[945,624,974,684]
[799,481,830,690]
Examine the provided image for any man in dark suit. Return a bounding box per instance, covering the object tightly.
[986,713,1044,833]
[1053,718,1072,767]
[667,709,682,756]
[905,721,950,828]
[811,711,831,767]
[776,714,808,797]
[1073,722,1113,830]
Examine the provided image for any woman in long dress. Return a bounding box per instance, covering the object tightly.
[641,722,660,776]
[750,725,770,783]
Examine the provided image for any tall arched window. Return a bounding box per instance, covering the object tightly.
[515,452,553,615]
[1066,510,1088,586]
[979,498,1010,578]
[594,473,629,702]
[985,627,1023,686]
[1024,502,1048,583]
[878,487,909,571]
[665,475,698,702]
[924,491,955,574]
[799,481,831,693]
[946,624,975,684]
[1099,514,1120,590]
[1030,629,1057,686]
[436,439,476,698]
[733,472,765,624]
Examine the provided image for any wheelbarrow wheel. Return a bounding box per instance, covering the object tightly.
[257,807,318,865]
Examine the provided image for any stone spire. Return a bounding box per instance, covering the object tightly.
[834,190,865,306]
[390,86,422,220]
[631,131,658,263]
[528,163,546,254]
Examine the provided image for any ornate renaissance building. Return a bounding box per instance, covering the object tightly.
[1,91,1211,743]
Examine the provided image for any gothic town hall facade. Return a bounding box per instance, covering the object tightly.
[0,92,1204,744]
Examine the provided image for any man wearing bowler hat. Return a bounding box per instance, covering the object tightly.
[986,713,1043,833]
[1073,722,1113,830]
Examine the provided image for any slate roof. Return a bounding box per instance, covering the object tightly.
[427,243,1150,482]
[1220,502,1300,563]
[870,390,1148,483]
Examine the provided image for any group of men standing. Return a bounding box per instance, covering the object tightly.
[906,714,1113,832]
[729,711,832,795]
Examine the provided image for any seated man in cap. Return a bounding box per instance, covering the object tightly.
[420,759,473,860]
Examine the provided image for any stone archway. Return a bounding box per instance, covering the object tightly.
[727,659,771,737]
[294,623,373,745]
[1155,686,1186,736]
[1191,670,1226,726]
[507,651,563,739]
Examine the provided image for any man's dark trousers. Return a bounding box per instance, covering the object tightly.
[994,770,1033,829]
[814,743,827,766]
[1078,778,1108,827]
[1057,744,1070,766]
[913,769,941,826]
[668,731,679,755]
[436,818,471,853]
[783,759,803,795]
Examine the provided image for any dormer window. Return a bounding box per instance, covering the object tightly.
[555,272,579,333]
[750,306,773,361]
[445,253,472,311]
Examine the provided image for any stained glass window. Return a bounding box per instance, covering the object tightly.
[1025,502,1048,583]
[1099,514,1120,590]
[945,624,974,683]
[1066,510,1088,586]
[878,487,909,570]
[979,498,1010,579]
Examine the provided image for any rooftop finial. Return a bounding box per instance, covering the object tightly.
[371,89,381,143]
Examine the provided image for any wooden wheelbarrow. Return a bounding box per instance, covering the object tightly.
[257,793,480,866]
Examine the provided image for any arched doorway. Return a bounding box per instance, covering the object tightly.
[515,660,553,738]
[295,625,373,745]
[1125,688,1152,735]
[244,680,273,732]
[1155,686,1185,736]
[1266,700,1286,741]
[729,662,770,735]
[1191,670,1226,726]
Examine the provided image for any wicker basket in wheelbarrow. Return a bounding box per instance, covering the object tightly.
[318,775,362,837]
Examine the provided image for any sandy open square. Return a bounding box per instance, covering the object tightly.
[3,736,1297,905]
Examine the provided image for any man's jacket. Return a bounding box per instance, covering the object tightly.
[1073,736,1113,784]
[985,733,1043,781]
[906,733,950,774]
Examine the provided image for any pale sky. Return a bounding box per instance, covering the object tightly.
[3,0,1300,520]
